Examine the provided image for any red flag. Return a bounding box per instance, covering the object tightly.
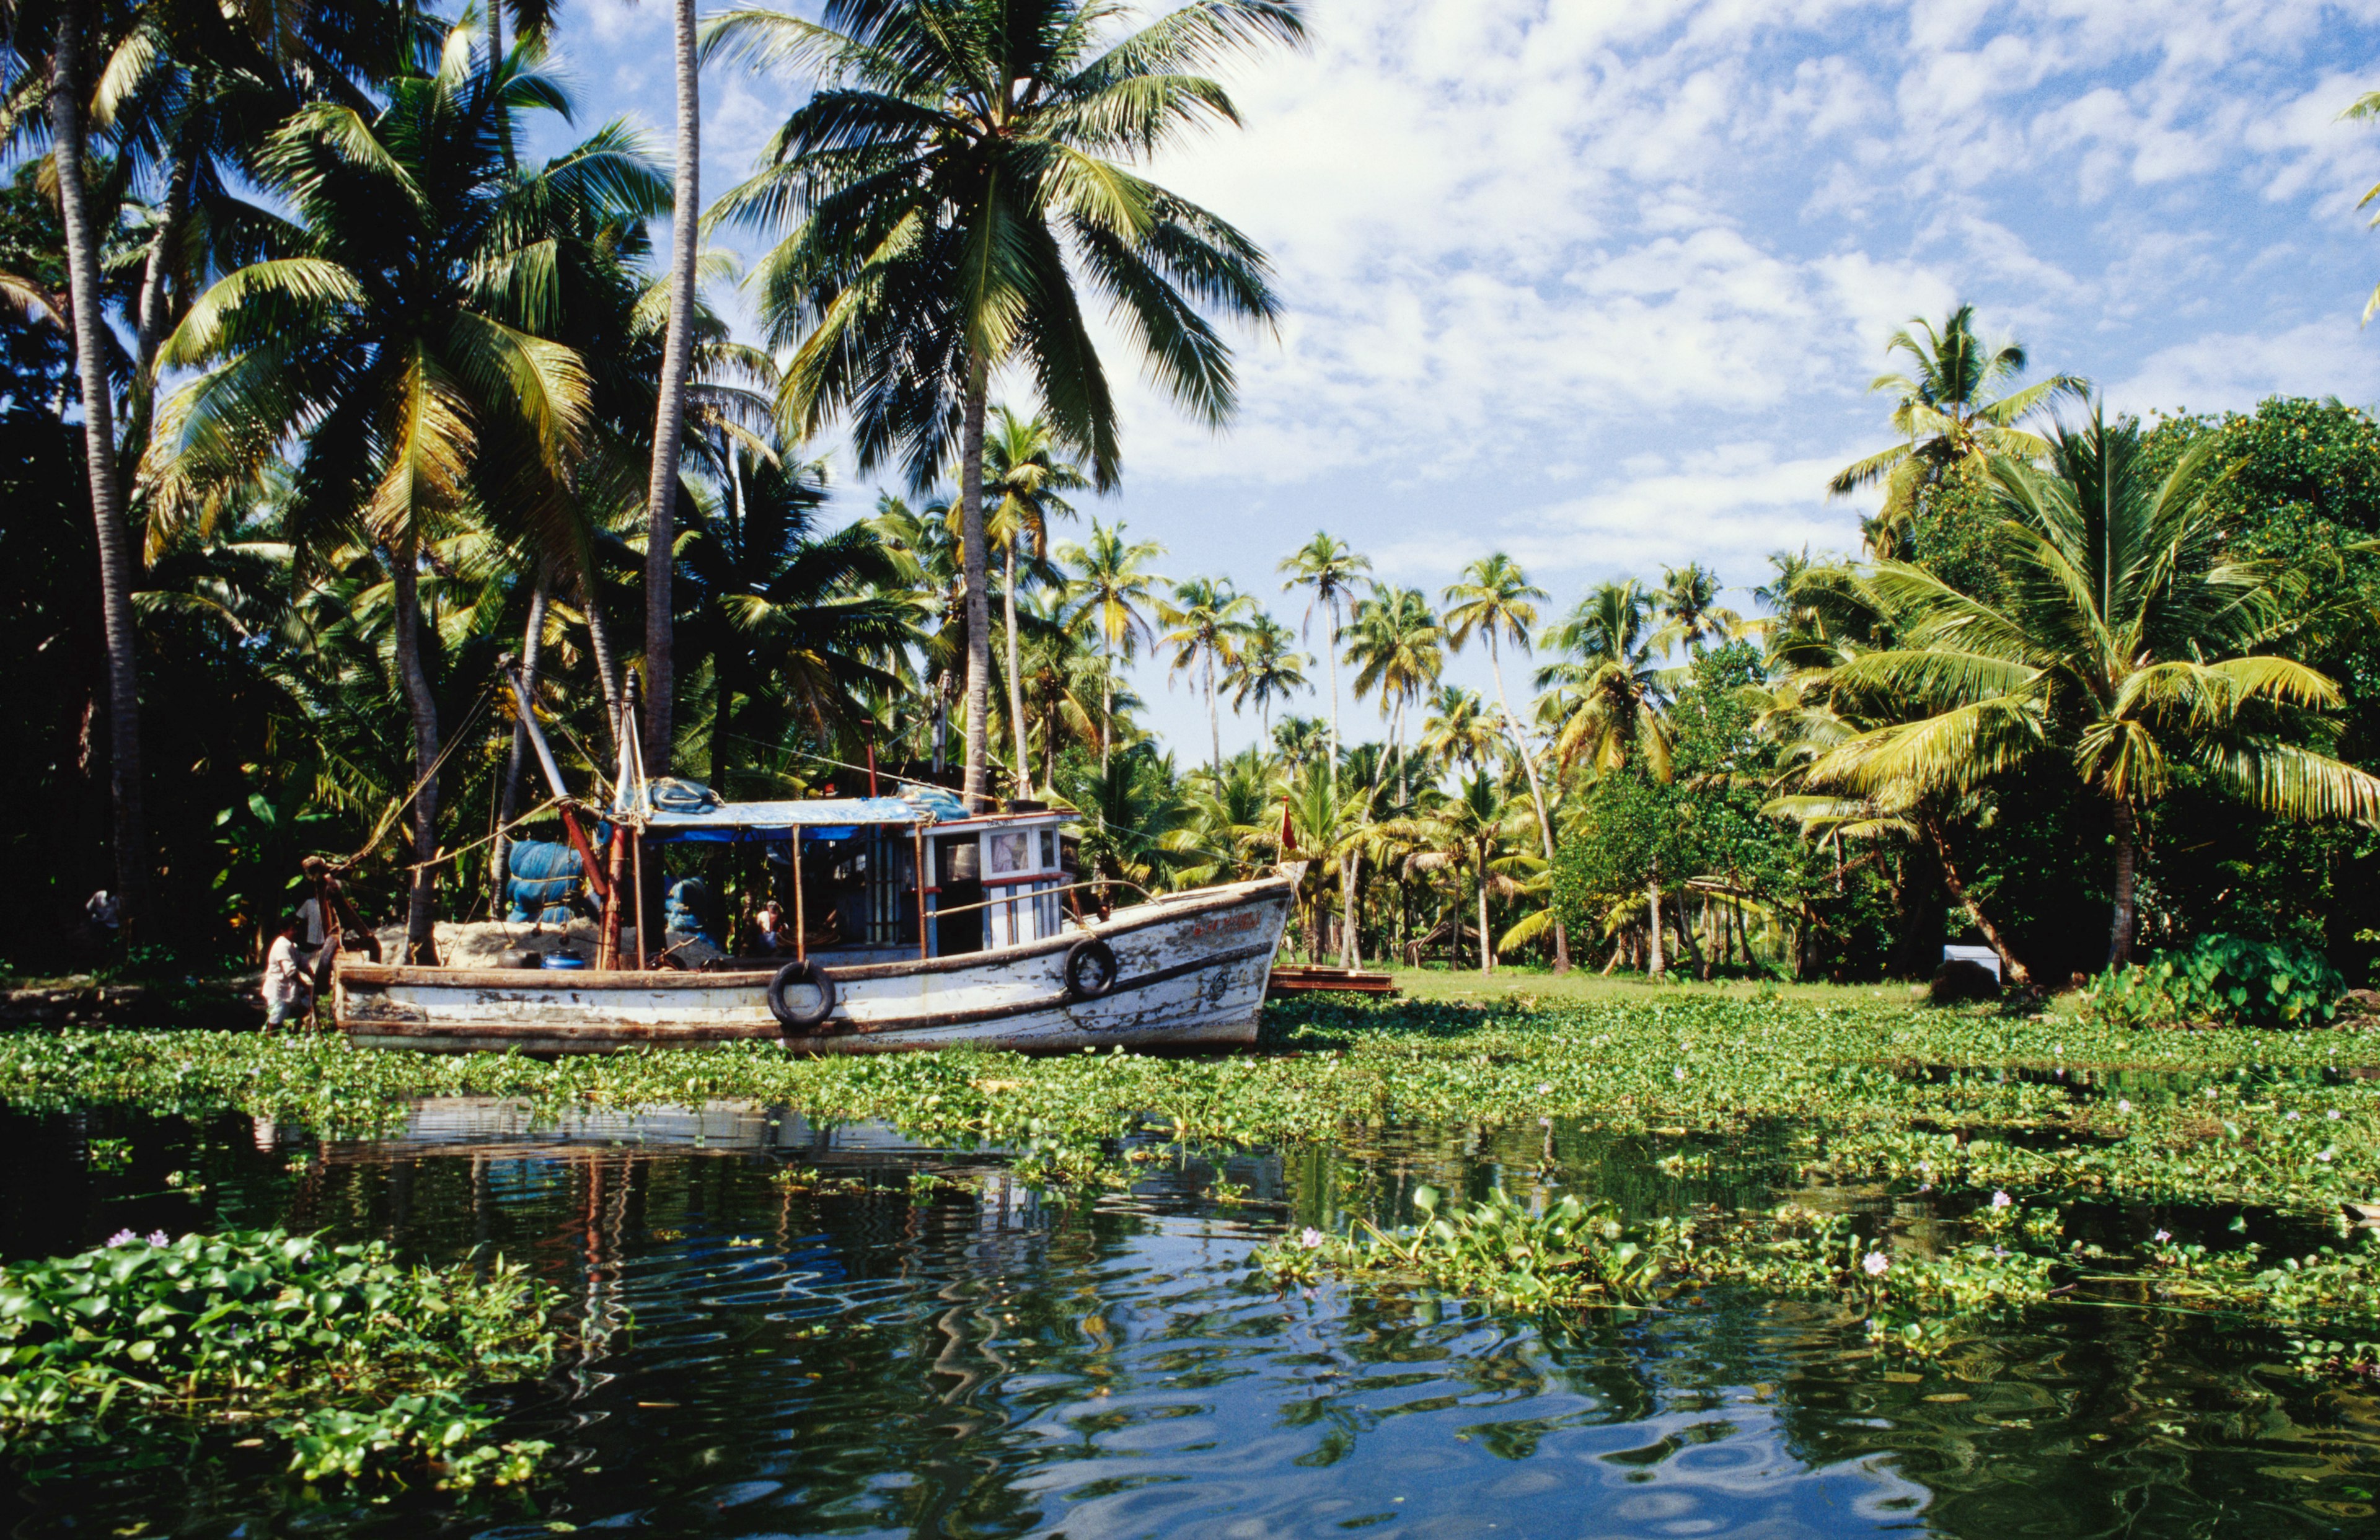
[1279,796,1296,856]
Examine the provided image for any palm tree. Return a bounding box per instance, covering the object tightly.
[980,407,1088,796]
[1271,714,1327,773]
[1442,552,1567,969]
[706,0,1303,812]
[146,29,633,962]
[1393,770,1525,974]
[1223,610,1309,740]
[1537,580,1673,778]
[641,0,703,770]
[1279,757,1369,963]
[1057,519,1165,770]
[1418,685,1497,777]
[680,439,915,789]
[1278,530,1370,767]
[1806,407,2380,967]
[1652,563,1744,656]
[1158,576,1256,775]
[41,0,149,926]
[1052,741,1194,894]
[868,491,964,768]
[1828,304,2086,558]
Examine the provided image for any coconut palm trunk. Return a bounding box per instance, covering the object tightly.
[2108,801,2140,968]
[1475,842,1493,974]
[1646,856,1665,978]
[959,359,993,810]
[389,545,441,964]
[1324,599,1342,767]
[1005,544,1029,795]
[579,555,624,739]
[1100,640,1114,770]
[133,131,200,390]
[50,2,148,929]
[1486,639,1567,971]
[1916,810,2033,988]
[641,0,700,771]
[1204,641,1222,775]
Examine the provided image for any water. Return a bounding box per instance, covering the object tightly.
[3,1101,2377,1538]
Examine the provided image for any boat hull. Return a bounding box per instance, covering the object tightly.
[333,878,1293,1055]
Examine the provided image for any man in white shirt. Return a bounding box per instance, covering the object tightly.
[263,913,311,1031]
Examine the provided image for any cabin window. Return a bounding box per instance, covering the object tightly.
[987,830,1031,876]
[1039,829,1057,868]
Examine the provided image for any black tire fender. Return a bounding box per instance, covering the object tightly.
[1064,937,1119,1002]
[767,958,837,1031]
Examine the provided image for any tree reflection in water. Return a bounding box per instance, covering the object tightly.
[0,1102,2372,1537]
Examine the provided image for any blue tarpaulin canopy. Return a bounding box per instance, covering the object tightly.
[631,785,971,843]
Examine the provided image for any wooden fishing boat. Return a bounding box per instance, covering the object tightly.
[329,662,1293,1055]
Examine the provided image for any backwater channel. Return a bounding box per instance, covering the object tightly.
[1,1094,2376,1538]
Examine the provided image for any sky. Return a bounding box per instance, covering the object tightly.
[547,0,2380,762]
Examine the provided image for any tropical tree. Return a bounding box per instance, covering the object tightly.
[705,0,1305,812]
[1418,684,1497,776]
[1278,530,1369,765]
[869,490,964,768]
[1652,562,1743,656]
[1804,408,2380,967]
[1442,552,1567,969]
[1157,576,1255,775]
[981,406,1087,795]
[145,28,646,961]
[1278,756,1368,964]
[1271,714,1327,773]
[38,0,149,926]
[1057,518,1165,768]
[641,0,703,769]
[1223,610,1308,739]
[1537,579,1673,778]
[1828,304,2086,558]
[679,440,916,790]
[1393,770,1525,975]
[1053,741,1192,894]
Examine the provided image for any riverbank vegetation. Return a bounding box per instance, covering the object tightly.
[9,4,2380,1018]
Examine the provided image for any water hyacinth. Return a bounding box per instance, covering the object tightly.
[1862,1252,1891,1277]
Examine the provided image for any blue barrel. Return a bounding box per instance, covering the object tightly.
[542,954,589,971]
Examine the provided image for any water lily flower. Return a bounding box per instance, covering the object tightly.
[105,1229,137,1247]
[148,1230,169,1246]
[2328,1111,2342,1121]
[2285,1111,2300,1121]
[1536,1084,1551,1095]
[2205,1087,2218,1100]
[1991,1190,2012,1210]
[1861,1252,1890,1277]
[1673,1067,1687,1082]
[2154,1229,2172,1243]
[2117,1099,2132,1113]
[1300,1228,1324,1250]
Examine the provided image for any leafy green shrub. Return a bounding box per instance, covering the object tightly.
[2081,933,2346,1028]
[0,1229,561,1487]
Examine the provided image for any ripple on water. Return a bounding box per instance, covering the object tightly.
[0,1100,2374,1539]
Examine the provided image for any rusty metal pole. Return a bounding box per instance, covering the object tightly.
[914,824,928,960]
[791,827,804,963]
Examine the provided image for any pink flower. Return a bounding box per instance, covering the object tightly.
[1861,1252,1889,1277]
[1299,1228,1324,1250]
[2154,1229,2172,1244]
[1991,1191,2012,1210]
[105,1229,137,1247]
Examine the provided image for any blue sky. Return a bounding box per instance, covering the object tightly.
[542,0,2380,760]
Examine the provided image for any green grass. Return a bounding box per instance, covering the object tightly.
[1378,962,2082,1013]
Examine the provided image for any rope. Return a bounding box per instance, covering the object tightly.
[400,794,566,874]
[320,684,499,872]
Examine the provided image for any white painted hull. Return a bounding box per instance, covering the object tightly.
[333,878,1293,1055]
